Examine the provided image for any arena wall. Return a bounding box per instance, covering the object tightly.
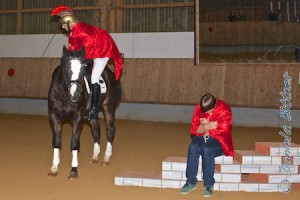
[0,32,299,127]
[0,32,299,108]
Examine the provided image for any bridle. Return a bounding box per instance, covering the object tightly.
[63,57,86,103]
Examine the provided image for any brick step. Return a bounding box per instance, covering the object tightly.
[115,171,167,188]
[115,142,300,192]
[247,173,300,183]
[162,170,241,182]
[235,150,282,165]
[255,142,300,156]
[115,171,297,192]
[162,155,233,172]
[163,156,299,174]
[215,161,299,174]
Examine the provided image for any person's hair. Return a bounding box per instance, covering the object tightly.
[200,93,216,113]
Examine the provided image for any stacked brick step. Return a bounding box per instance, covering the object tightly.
[115,142,300,192]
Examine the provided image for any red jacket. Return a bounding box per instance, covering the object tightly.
[190,99,234,157]
[68,22,123,80]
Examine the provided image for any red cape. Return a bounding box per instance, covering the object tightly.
[190,99,234,157]
[68,22,123,80]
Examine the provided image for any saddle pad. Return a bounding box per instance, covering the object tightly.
[84,76,107,94]
[99,76,107,94]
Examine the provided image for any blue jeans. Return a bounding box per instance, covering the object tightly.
[185,136,223,187]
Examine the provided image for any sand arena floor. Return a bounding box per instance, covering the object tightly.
[0,113,299,200]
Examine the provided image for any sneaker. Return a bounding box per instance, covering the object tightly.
[180,183,197,194]
[203,186,213,197]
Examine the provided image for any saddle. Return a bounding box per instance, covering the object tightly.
[84,60,107,95]
[83,60,107,113]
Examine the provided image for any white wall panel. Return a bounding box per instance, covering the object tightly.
[0,32,194,58]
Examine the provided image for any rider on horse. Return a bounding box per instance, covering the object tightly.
[51,5,123,120]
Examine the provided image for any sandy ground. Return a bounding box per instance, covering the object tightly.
[0,113,299,200]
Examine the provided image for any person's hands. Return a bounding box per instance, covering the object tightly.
[197,119,217,134]
[200,118,209,124]
[206,121,217,130]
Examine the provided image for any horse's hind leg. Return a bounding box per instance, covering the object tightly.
[90,119,101,163]
[101,104,116,166]
[48,114,62,176]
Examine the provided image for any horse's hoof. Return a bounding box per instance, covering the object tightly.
[101,161,110,166]
[48,170,58,177]
[68,171,79,180]
[90,158,99,164]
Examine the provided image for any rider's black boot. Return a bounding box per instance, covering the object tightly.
[89,83,101,120]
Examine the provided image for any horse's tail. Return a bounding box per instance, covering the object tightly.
[115,79,122,108]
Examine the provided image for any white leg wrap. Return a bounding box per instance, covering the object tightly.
[104,142,112,161]
[93,143,101,158]
[52,148,60,169]
[71,150,78,168]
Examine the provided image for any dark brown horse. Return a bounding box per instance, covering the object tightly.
[48,46,121,179]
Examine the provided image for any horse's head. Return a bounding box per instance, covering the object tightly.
[61,45,87,103]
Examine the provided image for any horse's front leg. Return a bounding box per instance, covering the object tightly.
[90,119,101,163]
[48,114,62,176]
[68,118,83,180]
[102,105,116,166]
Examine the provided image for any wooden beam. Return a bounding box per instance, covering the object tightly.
[0,6,102,14]
[16,0,23,34]
[194,0,200,65]
[111,2,194,10]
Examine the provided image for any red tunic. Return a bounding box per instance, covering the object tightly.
[68,22,123,80]
[190,99,234,157]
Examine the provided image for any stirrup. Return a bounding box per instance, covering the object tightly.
[83,110,90,120]
[89,108,99,119]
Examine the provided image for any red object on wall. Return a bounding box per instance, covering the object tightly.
[8,68,15,77]
[208,27,213,32]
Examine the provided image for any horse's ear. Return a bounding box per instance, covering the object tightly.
[79,46,85,57]
[63,45,68,54]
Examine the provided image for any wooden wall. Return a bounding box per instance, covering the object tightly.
[200,21,300,45]
[1,58,299,109]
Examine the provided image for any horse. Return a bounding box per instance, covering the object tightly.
[48,46,121,179]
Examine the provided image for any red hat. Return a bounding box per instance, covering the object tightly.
[51,5,74,17]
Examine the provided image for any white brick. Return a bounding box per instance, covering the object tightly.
[223,156,234,164]
[242,156,253,164]
[241,165,260,173]
[260,165,281,173]
[143,178,162,188]
[269,175,287,183]
[162,162,172,171]
[259,184,279,192]
[220,164,241,173]
[162,171,183,180]
[271,157,282,165]
[115,177,124,186]
[162,180,181,188]
[214,173,222,182]
[253,156,272,165]
[219,183,239,191]
[239,183,259,192]
[293,157,300,165]
[221,174,241,183]
[216,155,233,164]
[124,178,143,186]
[213,183,220,190]
[172,162,187,171]
[287,174,300,182]
[279,147,298,156]
[270,147,280,156]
